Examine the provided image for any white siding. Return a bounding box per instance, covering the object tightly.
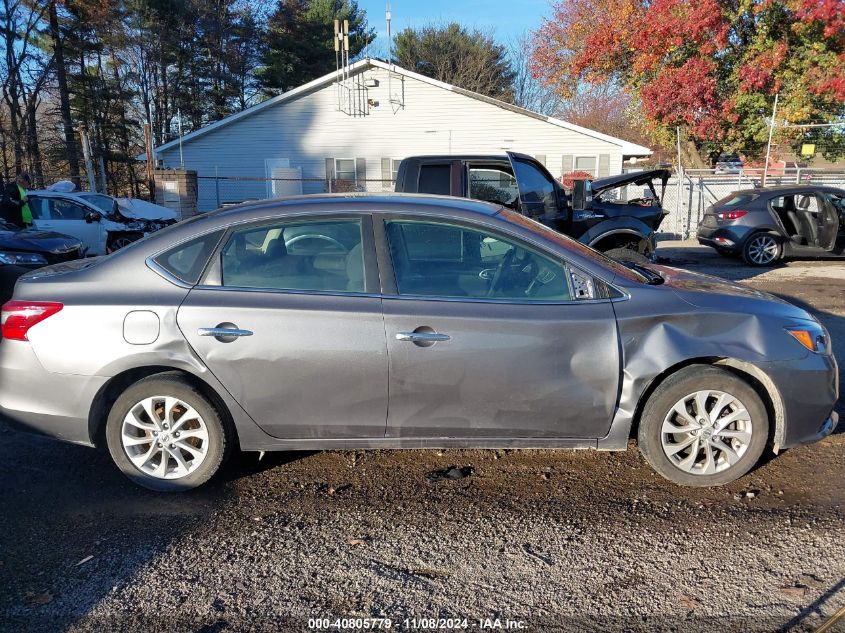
[158,66,628,211]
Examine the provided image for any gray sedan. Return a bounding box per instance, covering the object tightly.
[0,194,838,491]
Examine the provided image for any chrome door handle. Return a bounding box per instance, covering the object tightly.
[198,327,253,338]
[396,331,450,343]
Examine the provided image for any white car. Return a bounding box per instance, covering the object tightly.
[26,190,177,255]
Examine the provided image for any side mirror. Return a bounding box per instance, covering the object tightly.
[571,180,592,211]
[84,211,101,223]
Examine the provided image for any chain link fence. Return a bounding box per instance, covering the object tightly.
[631,169,845,240]
[195,169,845,240]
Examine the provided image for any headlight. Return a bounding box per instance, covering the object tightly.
[786,322,831,355]
[0,252,48,265]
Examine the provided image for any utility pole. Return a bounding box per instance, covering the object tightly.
[763,92,779,188]
[78,126,97,192]
[144,123,156,202]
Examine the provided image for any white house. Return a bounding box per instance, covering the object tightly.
[151,59,652,211]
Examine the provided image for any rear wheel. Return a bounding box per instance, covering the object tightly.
[638,366,769,487]
[105,374,232,491]
[742,233,781,266]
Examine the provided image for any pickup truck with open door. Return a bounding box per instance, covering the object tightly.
[394,152,669,262]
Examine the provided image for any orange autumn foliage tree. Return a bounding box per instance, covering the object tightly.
[531,0,845,167]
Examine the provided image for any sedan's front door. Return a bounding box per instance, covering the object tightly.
[378,217,620,440]
[177,216,388,440]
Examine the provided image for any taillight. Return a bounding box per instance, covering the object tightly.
[716,210,748,221]
[1,301,63,341]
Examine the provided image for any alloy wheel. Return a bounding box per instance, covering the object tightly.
[120,396,210,479]
[746,235,779,265]
[660,390,753,475]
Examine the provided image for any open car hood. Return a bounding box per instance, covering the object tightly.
[590,169,671,196]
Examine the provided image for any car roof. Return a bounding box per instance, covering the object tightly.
[205,192,504,223]
[399,155,509,162]
[729,185,845,196]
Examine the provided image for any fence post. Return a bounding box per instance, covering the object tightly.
[214,166,221,208]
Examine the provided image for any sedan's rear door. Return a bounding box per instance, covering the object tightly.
[176,214,388,440]
[377,215,620,440]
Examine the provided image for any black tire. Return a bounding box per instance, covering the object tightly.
[107,233,143,253]
[638,365,769,487]
[604,247,650,265]
[105,374,233,492]
[741,232,782,266]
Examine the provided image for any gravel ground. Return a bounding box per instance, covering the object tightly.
[1,243,843,633]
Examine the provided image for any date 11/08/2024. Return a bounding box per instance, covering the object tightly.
[307,617,528,630]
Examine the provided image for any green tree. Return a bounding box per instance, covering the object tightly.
[393,23,515,101]
[259,0,373,93]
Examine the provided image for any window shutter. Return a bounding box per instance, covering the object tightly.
[325,157,335,182]
[599,154,611,178]
[535,154,546,166]
[355,157,367,188]
[381,157,392,187]
[561,155,573,174]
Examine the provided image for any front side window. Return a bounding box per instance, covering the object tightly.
[385,220,570,301]
[468,166,518,206]
[510,158,558,219]
[49,199,89,220]
[221,219,364,293]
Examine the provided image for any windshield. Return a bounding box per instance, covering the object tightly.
[716,193,758,207]
[77,193,114,213]
[496,208,650,284]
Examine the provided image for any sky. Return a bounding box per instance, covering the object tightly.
[355,0,552,54]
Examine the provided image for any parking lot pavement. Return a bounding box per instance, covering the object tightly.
[1,245,844,633]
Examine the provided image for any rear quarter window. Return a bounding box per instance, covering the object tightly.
[152,230,223,285]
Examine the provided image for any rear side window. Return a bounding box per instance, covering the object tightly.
[152,231,223,285]
[220,219,364,293]
[417,164,451,195]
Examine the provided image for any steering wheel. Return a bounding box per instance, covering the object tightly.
[284,234,348,253]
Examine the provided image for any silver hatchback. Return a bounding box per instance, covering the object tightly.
[0,194,838,491]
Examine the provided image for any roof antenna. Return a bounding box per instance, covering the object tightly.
[386,2,392,68]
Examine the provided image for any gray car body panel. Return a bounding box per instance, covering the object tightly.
[0,193,837,453]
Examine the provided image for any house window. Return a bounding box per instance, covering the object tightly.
[574,156,597,177]
[391,159,401,182]
[335,158,356,183]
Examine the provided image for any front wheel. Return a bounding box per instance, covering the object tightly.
[638,366,769,487]
[105,374,233,491]
[742,233,781,266]
[107,233,143,253]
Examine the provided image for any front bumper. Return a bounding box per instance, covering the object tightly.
[0,340,107,446]
[760,351,840,450]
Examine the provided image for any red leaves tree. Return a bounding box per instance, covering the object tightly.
[531,0,845,167]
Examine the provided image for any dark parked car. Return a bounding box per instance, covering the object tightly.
[697,185,845,266]
[395,153,669,262]
[0,194,836,491]
[0,222,85,303]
